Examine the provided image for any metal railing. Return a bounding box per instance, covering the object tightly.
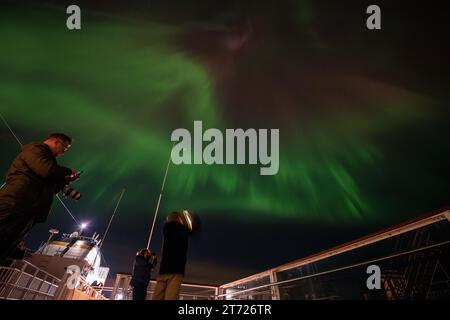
[3,209,448,300]
[110,273,219,300]
[0,260,60,300]
[0,259,108,300]
[217,209,450,300]
[53,272,108,300]
[217,240,450,300]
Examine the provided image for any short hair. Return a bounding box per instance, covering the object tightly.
[45,133,72,144]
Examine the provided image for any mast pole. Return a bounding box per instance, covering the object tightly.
[146,143,173,250]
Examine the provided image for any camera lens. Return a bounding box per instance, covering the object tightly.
[62,185,82,201]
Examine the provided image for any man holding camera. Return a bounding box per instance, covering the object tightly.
[0,133,81,265]
[130,248,158,300]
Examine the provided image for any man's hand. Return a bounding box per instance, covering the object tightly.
[65,170,82,183]
[150,253,158,268]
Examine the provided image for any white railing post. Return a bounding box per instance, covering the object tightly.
[444,211,450,223]
[214,287,219,300]
[46,278,57,299]
[111,274,121,300]
[53,272,69,300]
[270,270,281,300]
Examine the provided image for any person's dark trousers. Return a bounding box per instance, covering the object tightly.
[0,204,34,266]
[132,282,149,300]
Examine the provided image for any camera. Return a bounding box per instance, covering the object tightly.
[149,252,158,268]
[62,184,82,201]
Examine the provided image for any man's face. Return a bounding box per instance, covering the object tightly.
[49,138,71,157]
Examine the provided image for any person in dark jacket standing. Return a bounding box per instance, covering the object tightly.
[130,248,157,300]
[152,210,197,300]
[0,133,80,265]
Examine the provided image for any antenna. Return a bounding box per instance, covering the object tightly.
[0,113,23,148]
[91,188,125,268]
[99,188,126,250]
[146,142,174,250]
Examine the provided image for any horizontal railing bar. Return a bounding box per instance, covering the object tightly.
[221,210,449,288]
[217,239,450,298]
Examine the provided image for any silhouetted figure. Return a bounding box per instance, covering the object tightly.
[0,133,81,266]
[153,210,198,300]
[130,248,157,300]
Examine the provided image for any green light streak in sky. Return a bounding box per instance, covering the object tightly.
[0,8,438,224]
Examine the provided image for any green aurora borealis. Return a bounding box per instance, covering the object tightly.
[1,5,448,223]
[1,1,449,283]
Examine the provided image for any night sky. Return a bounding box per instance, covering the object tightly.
[1,0,449,285]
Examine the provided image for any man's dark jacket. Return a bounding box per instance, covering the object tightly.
[158,222,191,275]
[0,142,72,223]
